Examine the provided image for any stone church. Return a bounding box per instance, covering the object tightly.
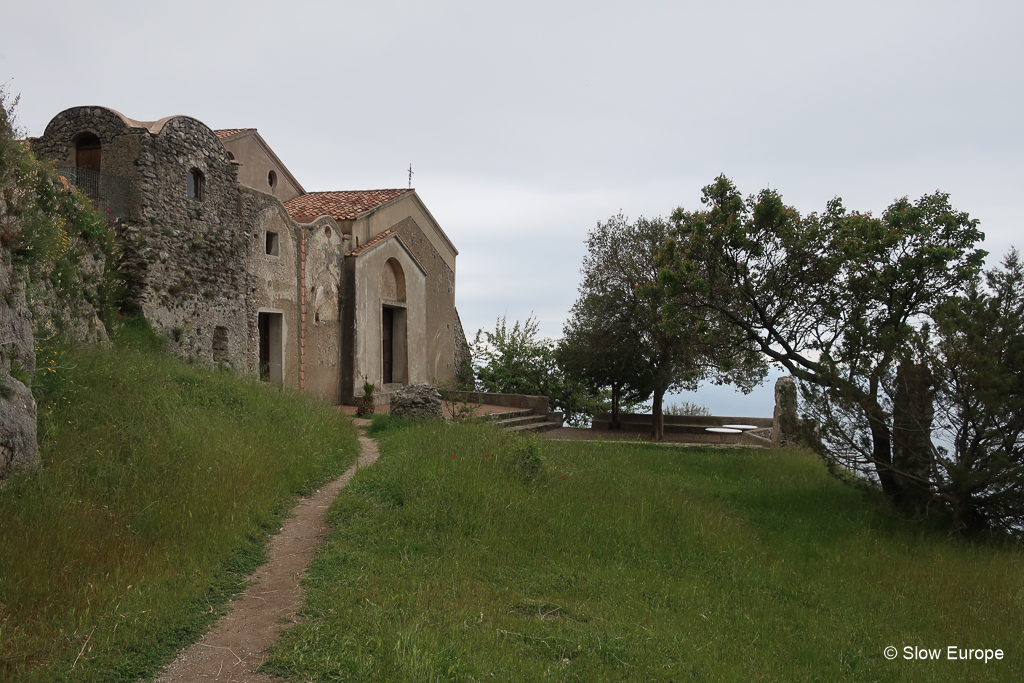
[32,106,469,404]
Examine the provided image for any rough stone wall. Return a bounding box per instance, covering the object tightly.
[389,382,443,420]
[32,107,147,223]
[34,107,146,181]
[452,308,473,388]
[393,216,458,385]
[25,245,110,346]
[0,257,38,477]
[125,119,249,368]
[35,109,254,370]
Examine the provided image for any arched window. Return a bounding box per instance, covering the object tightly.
[382,258,406,301]
[187,168,204,200]
[74,132,101,172]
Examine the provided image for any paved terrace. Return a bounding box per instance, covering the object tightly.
[337,402,516,418]
[339,404,768,445]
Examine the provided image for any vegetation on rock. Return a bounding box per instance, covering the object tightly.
[1,89,122,341]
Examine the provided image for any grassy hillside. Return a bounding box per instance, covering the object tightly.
[264,419,1023,682]
[0,322,360,682]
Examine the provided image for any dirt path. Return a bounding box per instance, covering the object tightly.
[153,433,379,683]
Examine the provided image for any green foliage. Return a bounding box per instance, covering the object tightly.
[0,88,124,333]
[559,214,657,423]
[367,413,420,437]
[558,217,656,427]
[664,400,711,416]
[571,213,764,439]
[658,175,991,523]
[434,375,484,421]
[263,422,1024,681]
[0,326,360,682]
[928,250,1024,533]
[472,315,594,425]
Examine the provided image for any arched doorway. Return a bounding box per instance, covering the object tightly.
[381,259,408,384]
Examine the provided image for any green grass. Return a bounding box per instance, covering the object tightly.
[0,322,360,682]
[263,419,1024,682]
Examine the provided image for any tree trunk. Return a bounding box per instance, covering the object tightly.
[866,405,901,499]
[891,358,935,509]
[611,384,620,430]
[652,388,665,441]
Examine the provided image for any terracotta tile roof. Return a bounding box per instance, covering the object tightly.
[346,228,427,273]
[347,228,396,256]
[283,189,409,222]
[213,128,253,139]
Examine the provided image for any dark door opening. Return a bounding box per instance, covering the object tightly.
[258,312,283,383]
[258,314,270,380]
[75,134,102,173]
[382,307,394,384]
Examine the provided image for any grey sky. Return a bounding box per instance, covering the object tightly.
[4,0,1021,416]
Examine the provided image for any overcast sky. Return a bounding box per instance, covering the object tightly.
[4,0,1021,416]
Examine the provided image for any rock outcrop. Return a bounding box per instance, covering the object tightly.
[389,383,444,421]
[772,375,798,448]
[0,258,39,477]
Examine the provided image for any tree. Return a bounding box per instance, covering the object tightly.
[657,175,988,514]
[557,274,653,430]
[926,251,1024,533]
[471,315,595,425]
[569,213,764,440]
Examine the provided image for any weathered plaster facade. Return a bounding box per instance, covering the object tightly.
[33,106,465,404]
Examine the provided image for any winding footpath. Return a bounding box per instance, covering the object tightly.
[153,433,379,683]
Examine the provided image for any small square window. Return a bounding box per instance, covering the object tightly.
[265,231,280,256]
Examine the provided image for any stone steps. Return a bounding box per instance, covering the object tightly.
[506,421,564,434]
[486,409,534,424]
[489,410,563,434]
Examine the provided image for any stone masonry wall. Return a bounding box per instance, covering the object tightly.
[34,109,258,370]
[126,118,251,368]
[35,109,255,371]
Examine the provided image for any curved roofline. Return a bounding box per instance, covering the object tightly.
[99,107,185,135]
[59,106,220,139]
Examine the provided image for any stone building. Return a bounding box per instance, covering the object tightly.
[32,106,469,404]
